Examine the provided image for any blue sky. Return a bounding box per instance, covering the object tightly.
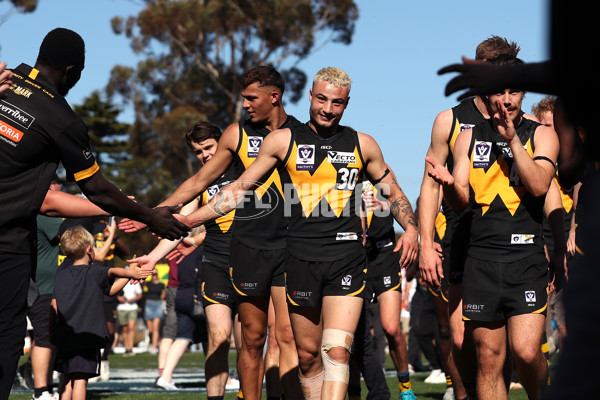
[1,0,550,217]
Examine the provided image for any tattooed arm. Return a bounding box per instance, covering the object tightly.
[359,132,418,267]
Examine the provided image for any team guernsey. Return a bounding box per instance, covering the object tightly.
[282,123,365,261]
[467,118,545,262]
[0,64,99,255]
[433,98,486,285]
[199,163,238,257]
[231,116,301,250]
[462,117,548,322]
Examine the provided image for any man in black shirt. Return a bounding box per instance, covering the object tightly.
[0,28,189,398]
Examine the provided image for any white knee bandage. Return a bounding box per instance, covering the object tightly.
[321,328,354,383]
[299,369,324,399]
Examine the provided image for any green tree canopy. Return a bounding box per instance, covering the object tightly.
[107,0,358,193]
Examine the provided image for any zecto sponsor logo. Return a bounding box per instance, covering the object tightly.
[327,151,356,164]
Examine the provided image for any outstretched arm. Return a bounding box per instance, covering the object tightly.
[40,190,109,217]
[78,171,189,240]
[183,129,290,228]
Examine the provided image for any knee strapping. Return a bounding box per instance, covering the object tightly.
[299,369,324,399]
[321,329,354,383]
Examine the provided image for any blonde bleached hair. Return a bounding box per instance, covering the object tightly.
[531,96,557,120]
[313,67,352,91]
[60,226,94,261]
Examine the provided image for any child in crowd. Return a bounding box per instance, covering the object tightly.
[50,226,150,400]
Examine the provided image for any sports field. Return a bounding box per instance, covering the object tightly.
[9,351,537,399]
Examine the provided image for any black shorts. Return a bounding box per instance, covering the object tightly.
[229,236,285,297]
[28,293,55,349]
[201,252,236,309]
[54,347,101,377]
[448,216,470,285]
[462,252,548,322]
[285,247,366,308]
[103,297,118,323]
[366,244,401,298]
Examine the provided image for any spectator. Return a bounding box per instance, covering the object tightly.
[144,271,166,355]
[116,278,143,356]
[50,226,149,400]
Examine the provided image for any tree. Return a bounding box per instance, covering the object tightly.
[107,0,358,192]
[0,0,37,26]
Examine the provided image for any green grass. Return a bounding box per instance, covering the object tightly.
[10,352,533,399]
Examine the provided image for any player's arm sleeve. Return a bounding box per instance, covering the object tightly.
[55,119,99,183]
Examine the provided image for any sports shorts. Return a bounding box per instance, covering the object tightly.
[201,252,237,309]
[229,236,285,297]
[448,215,470,285]
[462,252,548,322]
[366,242,401,298]
[28,293,54,349]
[285,246,366,308]
[103,297,118,323]
[54,347,101,377]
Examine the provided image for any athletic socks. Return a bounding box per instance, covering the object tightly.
[446,373,453,387]
[397,370,412,392]
[33,387,49,398]
[158,368,164,377]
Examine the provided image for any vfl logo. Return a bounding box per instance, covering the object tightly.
[83,149,93,160]
[296,144,315,171]
[525,290,536,302]
[383,276,392,286]
[247,136,262,157]
[207,185,220,200]
[473,140,492,168]
[341,275,352,287]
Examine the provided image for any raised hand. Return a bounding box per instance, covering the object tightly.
[425,156,454,186]
[118,218,147,233]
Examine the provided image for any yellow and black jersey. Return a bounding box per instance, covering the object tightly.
[281,123,365,261]
[362,181,395,250]
[231,115,302,250]
[439,98,487,251]
[467,118,545,262]
[434,210,447,243]
[198,163,239,256]
[0,64,99,254]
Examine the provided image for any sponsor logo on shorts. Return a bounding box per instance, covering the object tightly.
[212,292,230,300]
[327,151,356,164]
[341,275,352,288]
[473,140,492,168]
[511,234,535,244]
[336,232,358,241]
[383,276,392,286]
[525,290,536,303]
[296,144,315,171]
[293,290,312,300]
[247,136,262,157]
[240,282,258,289]
[464,303,485,312]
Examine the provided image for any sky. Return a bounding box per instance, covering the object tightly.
[0,0,551,221]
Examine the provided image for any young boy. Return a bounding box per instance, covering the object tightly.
[50,226,150,400]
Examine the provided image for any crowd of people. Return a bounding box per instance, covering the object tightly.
[0,9,595,400]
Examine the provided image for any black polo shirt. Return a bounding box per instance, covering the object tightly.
[0,63,99,255]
